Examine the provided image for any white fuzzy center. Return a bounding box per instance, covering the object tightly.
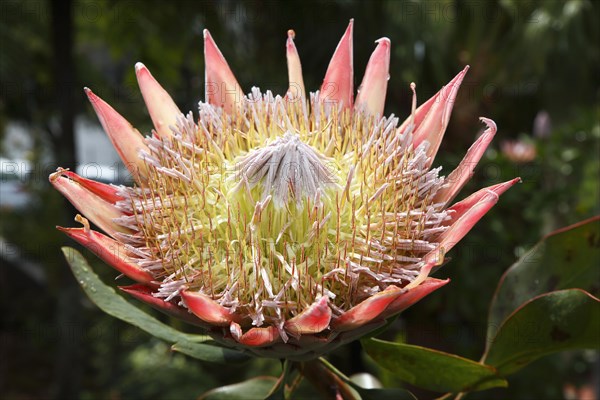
[234,131,337,208]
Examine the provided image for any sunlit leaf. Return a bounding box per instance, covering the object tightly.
[361,338,506,393]
[199,377,278,400]
[483,289,600,375]
[349,372,382,389]
[63,246,248,363]
[487,216,600,341]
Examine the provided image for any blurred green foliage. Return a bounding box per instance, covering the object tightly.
[1,0,598,399]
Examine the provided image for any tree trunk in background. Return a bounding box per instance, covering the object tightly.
[50,0,82,399]
[50,0,76,169]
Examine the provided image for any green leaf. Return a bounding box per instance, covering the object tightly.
[483,289,600,375]
[487,216,600,341]
[172,340,250,364]
[199,377,278,400]
[264,360,292,400]
[361,338,507,393]
[62,247,249,363]
[63,247,195,343]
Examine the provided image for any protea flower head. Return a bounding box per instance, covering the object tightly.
[50,20,519,361]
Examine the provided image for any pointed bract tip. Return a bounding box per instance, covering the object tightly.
[286,32,297,50]
[479,116,497,133]
[375,37,390,46]
[452,65,469,86]
[411,65,471,163]
[204,28,219,52]
[81,89,150,183]
[354,34,391,116]
[433,115,501,206]
[286,31,297,51]
[320,19,354,108]
[84,87,99,104]
[134,62,146,72]
[496,177,522,193]
[446,65,469,97]
[285,27,305,102]
[203,27,243,112]
[431,175,521,262]
[345,19,354,35]
[372,37,391,59]
[203,28,210,39]
[442,177,522,227]
[134,59,181,137]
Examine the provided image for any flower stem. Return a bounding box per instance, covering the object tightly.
[294,359,358,400]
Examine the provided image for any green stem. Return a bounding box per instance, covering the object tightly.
[293,359,358,400]
[266,359,293,399]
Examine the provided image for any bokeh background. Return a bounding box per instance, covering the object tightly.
[1,0,599,399]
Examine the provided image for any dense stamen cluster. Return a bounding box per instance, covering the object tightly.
[114,89,448,327]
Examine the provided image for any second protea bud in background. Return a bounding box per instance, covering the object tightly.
[501,138,537,164]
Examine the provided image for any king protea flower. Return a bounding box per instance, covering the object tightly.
[51,20,519,360]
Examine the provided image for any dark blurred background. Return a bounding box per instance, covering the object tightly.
[1,0,598,399]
